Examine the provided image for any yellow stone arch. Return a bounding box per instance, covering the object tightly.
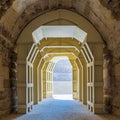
[26,40,95,113]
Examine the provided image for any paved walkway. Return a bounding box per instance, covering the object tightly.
[14,98,108,120]
[1,98,120,120]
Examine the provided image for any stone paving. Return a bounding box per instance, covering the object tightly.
[1,98,120,120]
[16,98,101,120]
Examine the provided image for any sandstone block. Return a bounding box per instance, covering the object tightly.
[115,63,120,76]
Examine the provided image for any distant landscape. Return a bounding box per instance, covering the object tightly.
[53,59,72,81]
[53,59,72,94]
[53,73,72,81]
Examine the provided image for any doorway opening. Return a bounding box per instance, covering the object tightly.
[52,58,72,100]
[17,23,104,114]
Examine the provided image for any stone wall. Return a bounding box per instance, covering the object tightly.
[100,0,120,19]
[112,63,120,115]
[9,48,18,113]
[0,39,12,117]
[1,0,120,20]
[0,37,17,117]
[0,0,14,18]
[103,47,120,115]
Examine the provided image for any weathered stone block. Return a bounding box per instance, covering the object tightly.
[115,63,120,76]
[0,98,12,111]
[0,76,4,91]
[4,79,11,88]
[3,66,9,80]
[0,89,12,100]
[0,57,4,76]
[115,76,120,82]
[0,91,6,100]
[0,109,11,117]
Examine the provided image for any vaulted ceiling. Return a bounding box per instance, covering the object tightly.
[0,0,120,19]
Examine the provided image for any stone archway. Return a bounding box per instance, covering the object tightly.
[26,38,95,113]
[0,1,120,117]
[17,18,104,114]
[15,10,104,114]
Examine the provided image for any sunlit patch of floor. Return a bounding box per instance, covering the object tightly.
[52,94,73,100]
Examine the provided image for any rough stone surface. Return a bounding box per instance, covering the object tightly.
[0,39,12,117]
[0,0,14,18]
[0,93,12,117]
[103,47,113,113]
[100,0,120,20]
[112,63,120,115]
[9,49,18,113]
[0,0,120,20]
